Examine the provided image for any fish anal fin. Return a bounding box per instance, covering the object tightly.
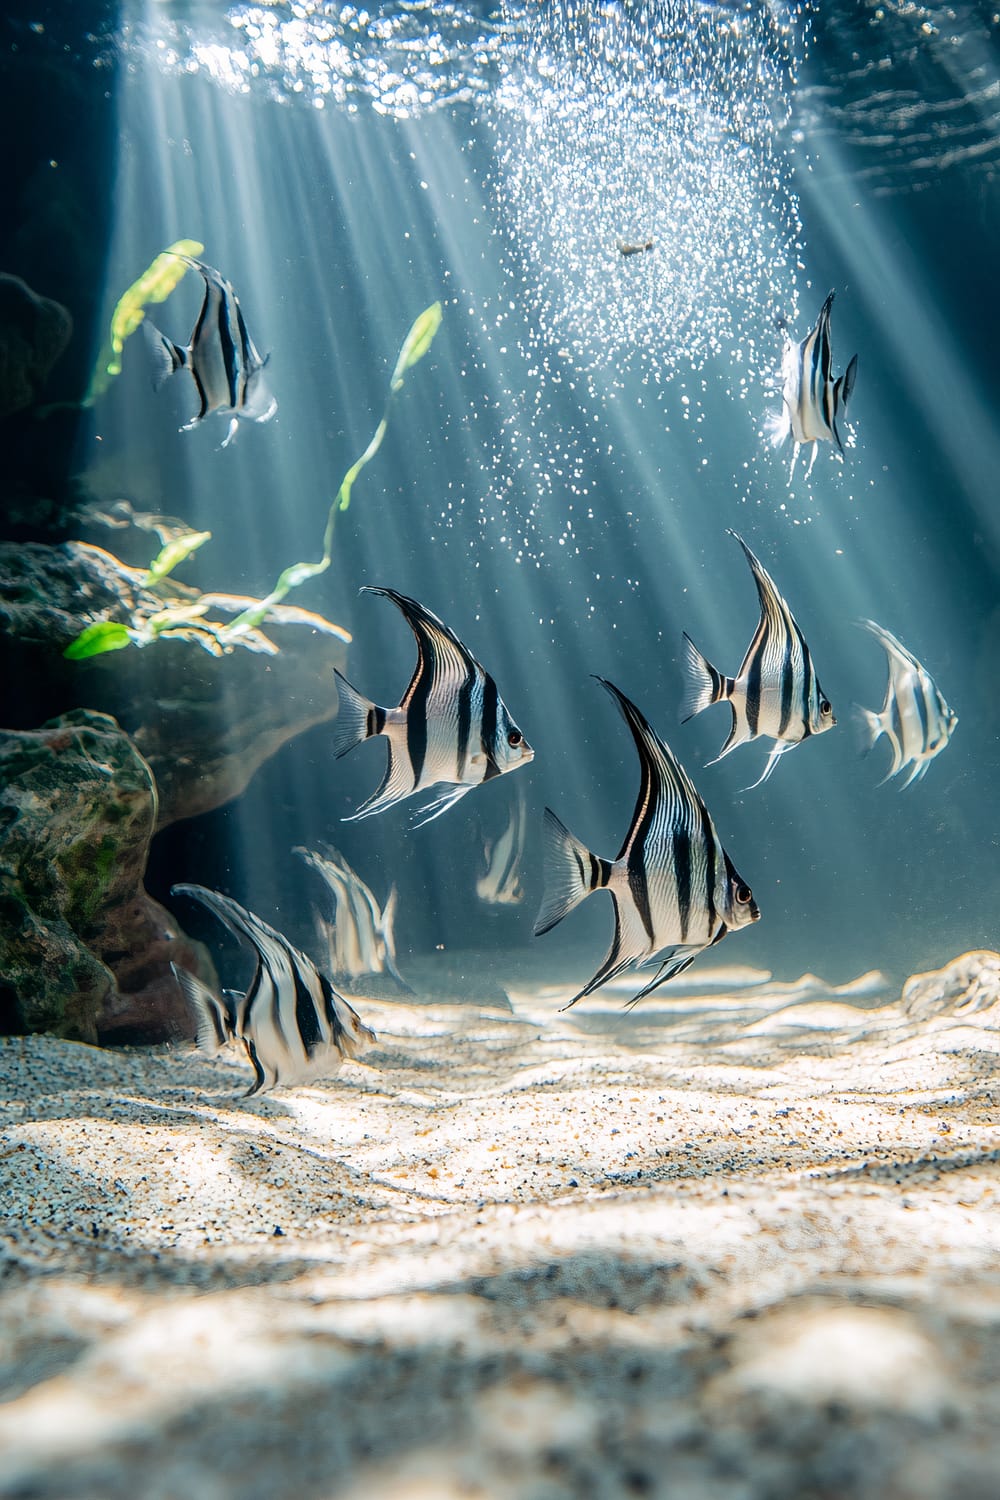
[558,887,650,1010]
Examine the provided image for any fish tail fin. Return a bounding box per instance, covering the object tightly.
[765,403,791,449]
[171,962,234,1057]
[534,807,609,937]
[330,669,381,759]
[853,704,884,755]
[145,322,188,392]
[680,632,730,721]
[842,353,858,407]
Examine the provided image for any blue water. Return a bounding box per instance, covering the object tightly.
[14,1,1000,997]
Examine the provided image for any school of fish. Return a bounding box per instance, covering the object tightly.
[154,278,957,1094]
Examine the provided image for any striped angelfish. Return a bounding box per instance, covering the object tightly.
[331,588,533,826]
[769,290,858,477]
[682,530,836,788]
[171,885,376,1096]
[294,844,409,989]
[147,256,277,448]
[477,785,528,907]
[534,677,760,1010]
[858,620,957,789]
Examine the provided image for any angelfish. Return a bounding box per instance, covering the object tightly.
[534,677,760,1009]
[147,256,277,448]
[681,529,836,788]
[477,786,528,907]
[171,885,375,1096]
[331,588,533,826]
[294,844,408,989]
[769,290,858,476]
[857,620,957,788]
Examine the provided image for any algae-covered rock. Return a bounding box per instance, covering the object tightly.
[0,539,349,827]
[0,274,73,419]
[900,950,1000,1021]
[0,709,212,1043]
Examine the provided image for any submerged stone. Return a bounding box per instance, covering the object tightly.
[900,950,1000,1020]
[0,709,212,1043]
[0,273,72,420]
[0,538,349,827]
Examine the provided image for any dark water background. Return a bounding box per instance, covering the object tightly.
[5,0,999,992]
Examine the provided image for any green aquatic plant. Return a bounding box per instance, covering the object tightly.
[87,238,204,402]
[65,301,441,661]
[225,301,442,637]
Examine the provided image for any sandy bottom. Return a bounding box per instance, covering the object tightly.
[1,956,998,1500]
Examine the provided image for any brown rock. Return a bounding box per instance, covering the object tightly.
[0,709,213,1043]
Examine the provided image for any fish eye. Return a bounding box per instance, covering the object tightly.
[820,699,832,715]
[507,728,523,747]
[736,884,753,905]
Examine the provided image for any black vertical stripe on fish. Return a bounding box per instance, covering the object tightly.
[480,672,500,778]
[293,965,322,1058]
[455,663,474,782]
[674,826,692,943]
[215,282,239,409]
[404,635,431,787]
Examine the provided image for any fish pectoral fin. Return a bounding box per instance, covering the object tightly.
[409,783,473,828]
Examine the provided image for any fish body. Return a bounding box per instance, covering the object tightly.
[171,885,375,1096]
[294,844,408,988]
[331,587,533,826]
[477,786,528,907]
[618,239,654,257]
[769,290,858,475]
[858,620,957,788]
[681,529,836,788]
[147,256,277,447]
[534,677,759,1009]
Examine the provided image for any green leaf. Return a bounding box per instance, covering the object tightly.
[142,529,212,587]
[63,621,133,660]
[391,301,443,388]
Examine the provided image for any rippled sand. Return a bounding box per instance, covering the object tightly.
[1,956,998,1499]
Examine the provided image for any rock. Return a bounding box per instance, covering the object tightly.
[899,950,1000,1021]
[0,709,213,1043]
[0,274,72,419]
[0,538,349,828]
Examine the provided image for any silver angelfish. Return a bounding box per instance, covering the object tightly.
[171,884,375,1096]
[857,620,957,788]
[294,844,408,989]
[768,290,858,477]
[331,588,533,826]
[147,256,277,448]
[534,677,760,1009]
[477,785,528,907]
[681,529,836,788]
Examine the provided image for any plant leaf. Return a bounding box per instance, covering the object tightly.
[63,621,133,660]
[391,301,442,388]
[142,530,212,587]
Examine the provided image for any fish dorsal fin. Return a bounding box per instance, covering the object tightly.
[593,678,706,865]
[727,530,807,712]
[363,587,482,712]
